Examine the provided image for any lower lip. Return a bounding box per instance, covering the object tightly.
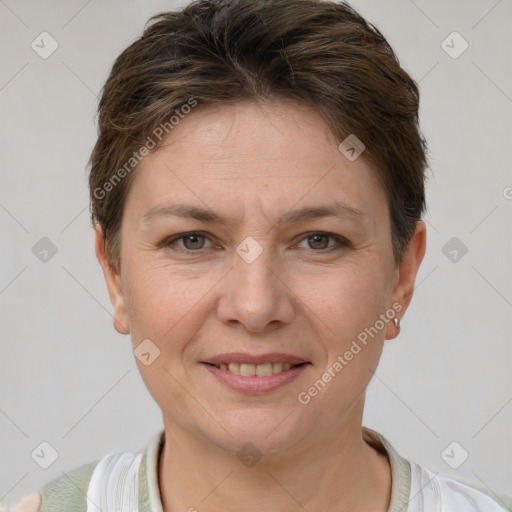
[202,363,310,394]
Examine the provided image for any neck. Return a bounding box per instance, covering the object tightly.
[158,402,391,512]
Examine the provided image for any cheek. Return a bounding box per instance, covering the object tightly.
[122,258,217,345]
[302,261,389,342]
[123,262,210,404]
[298,268,388,420]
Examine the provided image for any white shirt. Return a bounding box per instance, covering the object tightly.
[2,427,511,511]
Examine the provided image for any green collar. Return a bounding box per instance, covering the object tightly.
[138,426,411,512]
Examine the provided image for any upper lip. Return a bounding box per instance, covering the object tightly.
[203,352,308,365]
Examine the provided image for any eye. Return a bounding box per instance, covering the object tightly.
[295,232,350,251]
[162,231,350,254]
[164,232,217,251]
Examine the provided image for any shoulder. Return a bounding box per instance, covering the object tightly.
[0,460,98,512]
[0,493,41,512]
[0,433,161,512]
[364,427,511,512]
[39,460,99,512]
[410,461,512,512]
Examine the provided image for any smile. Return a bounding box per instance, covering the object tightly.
[209,362,304,376]
[202,360,311,394]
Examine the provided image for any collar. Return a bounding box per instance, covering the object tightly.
[138,426,412,512]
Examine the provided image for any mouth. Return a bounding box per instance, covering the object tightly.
[200,353,311,393]
[204,361,307,376]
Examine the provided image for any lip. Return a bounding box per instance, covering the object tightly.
[203,352,308,366]
[202,362,310,394]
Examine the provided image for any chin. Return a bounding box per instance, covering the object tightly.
[203,407,307,456]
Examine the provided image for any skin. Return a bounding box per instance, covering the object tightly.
[95,100,426,512]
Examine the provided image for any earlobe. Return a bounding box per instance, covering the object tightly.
[385,221,427,340]
[94,225,130,335]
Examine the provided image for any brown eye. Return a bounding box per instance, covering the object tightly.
[164,232,214,252]
[307,234,330,250]
[296,232,350,251]
[181,233,206,250]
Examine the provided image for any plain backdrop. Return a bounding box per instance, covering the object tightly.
[1,0,511,504]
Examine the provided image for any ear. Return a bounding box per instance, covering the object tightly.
[94,224,130,335]
[385,220,426,340]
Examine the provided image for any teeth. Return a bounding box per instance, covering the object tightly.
[240,363,255,376]
[256,363,273,377]
[272,362,283,373]
[215,362,301,375]
[228,363,240,375]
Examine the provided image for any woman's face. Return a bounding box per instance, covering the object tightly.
[98,101,425,455]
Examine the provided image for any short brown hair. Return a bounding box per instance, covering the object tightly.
[89,0,428,272]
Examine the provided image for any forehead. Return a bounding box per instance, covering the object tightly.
[155,100,339,165]
[126,101,387,226]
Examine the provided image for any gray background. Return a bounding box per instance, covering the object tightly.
[1,0,511,505]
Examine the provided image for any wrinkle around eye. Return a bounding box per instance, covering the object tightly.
[161,232,220,252]
[294,232,351,251]
[156,231,352,256]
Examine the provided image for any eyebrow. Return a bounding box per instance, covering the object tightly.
[142,200,365,226]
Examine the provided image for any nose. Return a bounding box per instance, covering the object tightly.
[216,244,296,333]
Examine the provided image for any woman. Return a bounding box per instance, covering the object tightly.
[4,0,510,510]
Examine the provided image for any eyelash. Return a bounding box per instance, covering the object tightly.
[162,231,351,253]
